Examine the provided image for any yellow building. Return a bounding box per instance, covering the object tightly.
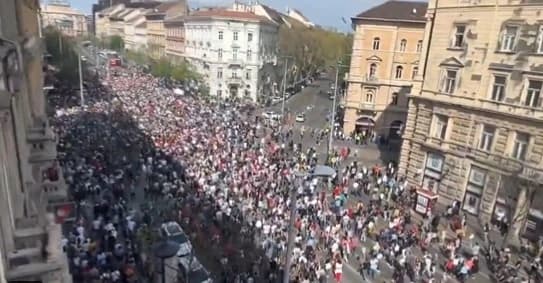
[400,0,543,241]
[344,1,427,141]
[95,4,125,39]
[164,16,185,60]
[145,1,188,59]
[40,0,88,37]
[0,0,70,281]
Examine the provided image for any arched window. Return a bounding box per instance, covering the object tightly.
[369,63,377,78]
[372,37,380,50]
[395,65,403,79]
[399,39,407,52]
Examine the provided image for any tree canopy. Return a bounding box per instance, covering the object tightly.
[278,25,353,81]
[107,35,125,51]
[43,27,79,84]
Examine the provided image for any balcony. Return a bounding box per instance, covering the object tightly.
[364,75,379,83]
[478,98,543,121]
[227,58,244,67]
[227,77,243,85]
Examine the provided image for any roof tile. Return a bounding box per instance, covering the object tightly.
[354,1,427,22]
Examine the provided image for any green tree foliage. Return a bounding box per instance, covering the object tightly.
[43,27,79,84]
[278,25,353,81]
[126,49,149,66]
[108,35,125,51]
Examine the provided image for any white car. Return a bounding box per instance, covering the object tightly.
[160,222,193,257]
[178,257,212,283]
[295,113,305,122]
[263,111,281,120]
[271,96,283,104]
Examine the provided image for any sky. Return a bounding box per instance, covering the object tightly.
[67,0,395,32]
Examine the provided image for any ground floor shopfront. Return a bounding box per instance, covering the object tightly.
[400,139,543,242]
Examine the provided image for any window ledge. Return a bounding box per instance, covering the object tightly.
[446,47,466,51]
[527,52,543,57]
[495,50,516,55]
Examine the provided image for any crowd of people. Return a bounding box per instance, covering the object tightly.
[47,64,542,283]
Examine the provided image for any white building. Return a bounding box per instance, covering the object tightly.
[124,10,149,50]
[184,9,278,102]
[286,8,314,28]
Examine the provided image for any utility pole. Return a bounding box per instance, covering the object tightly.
[280,57,289,120]
[327,62,340,162]
[78,53,85,106]
[283,176,299,283]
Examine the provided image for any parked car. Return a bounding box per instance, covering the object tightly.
[178,257,212,283]
[262,111,278,119]
[271,96,283,104]
[160,221,193,257]
[295,113,305,122]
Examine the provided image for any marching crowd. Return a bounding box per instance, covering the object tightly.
[48,65,541,283]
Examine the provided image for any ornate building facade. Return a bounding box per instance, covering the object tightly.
[0,0,70,282]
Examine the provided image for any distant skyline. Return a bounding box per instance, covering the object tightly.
[50,0,419,32]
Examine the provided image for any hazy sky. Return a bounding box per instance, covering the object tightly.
[66,0,398,31]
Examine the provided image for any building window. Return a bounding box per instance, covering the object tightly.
[479,124,495,151]
[395,66,403,79]
[391,92,398,105]
[218,48,223,59]
[525,80,542,107]
[369,63,377,78]
[500,25,518,52]
[416,40,423,52]
[232,71,238,78]
[452,25,466,48]
[433,115,448,140]
[490,75,507,102]
[248,32,253,42]
[233,31,239,41]
[218,31,223,40]
[463,166,487,215]
[372,37,380,50]
[365,92,374,103]
[512,132,529,160]
[538,26,543,54]
[217,89,222,96]
[399,39,407,52]
[217,68,223,79]
[412,66,419,79]
[247,49,252,60]
[233,48,238,60]
[246,70,251,80]
[421,152,444,194]
[440,69,458,94]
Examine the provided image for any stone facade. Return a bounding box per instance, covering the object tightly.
[401,0,543,241]
[40,2,88,37]
[164,16,185,61]
[0,0,70,282]
[145,1,189,59]
[344,2,426,140]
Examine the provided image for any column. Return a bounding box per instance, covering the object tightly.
[509,185,529,246]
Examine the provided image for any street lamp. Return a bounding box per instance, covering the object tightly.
[153,240,179,283]
[283,165,336,283]
[279,55,294,120]
[78,53,85,106]
[327,57,351,162]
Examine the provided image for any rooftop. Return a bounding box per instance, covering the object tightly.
[353,1,427,23]
[146,1,184,15]
[41,3,85,16]
[260,4,284,25]
[187,9,275,24]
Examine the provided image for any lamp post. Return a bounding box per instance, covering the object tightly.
[283,165,336,283]
[153,240,179,283]
[326,58,350,162]
[78,53,85,106]
[280,55,293,120]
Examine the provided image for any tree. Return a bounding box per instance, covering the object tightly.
[43,27,79,84]
[150,58,173,78]
[278,24,353,81]
[108,35,125,51]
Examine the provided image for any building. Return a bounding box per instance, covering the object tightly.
[145,1,189,58]
[125,11,151,51]
[108,8,136,36]
[91,0,130,35]
[164,16,186,60]
[400,0,543,241]
[134,21,148,50]
[286,8,314,28]
[0,0,70,282]
[344,1,427,140]
[184,9,278,102]
[95,4,125,38]
[40,0,88,37]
